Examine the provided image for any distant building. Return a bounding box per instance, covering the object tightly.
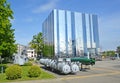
[42,9,100,57]
[17,44,37,58]
[27,48,37,58]
[17,44,28,55]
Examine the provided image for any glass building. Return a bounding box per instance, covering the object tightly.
[42,9,100,57]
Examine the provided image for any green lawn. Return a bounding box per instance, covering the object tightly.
[0,65,55,82]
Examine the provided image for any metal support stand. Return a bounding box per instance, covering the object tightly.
[80,64,83,71]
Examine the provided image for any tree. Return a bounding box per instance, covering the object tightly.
[29,32,43,56]
[102,51,115,58]
[0,0,17,58]
[43,44,54,58]
[117,46,120,55]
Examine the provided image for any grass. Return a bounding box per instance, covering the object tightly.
[0,65,55,82]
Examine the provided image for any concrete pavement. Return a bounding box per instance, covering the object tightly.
[8,59,120,83]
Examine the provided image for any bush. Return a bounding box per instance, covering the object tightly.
[0,64,8,73]
[29,58,34,61]
[28,65,41,77]
[24,62,32,66]
[5,65,22,80]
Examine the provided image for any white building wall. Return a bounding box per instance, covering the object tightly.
[27,49,37,58]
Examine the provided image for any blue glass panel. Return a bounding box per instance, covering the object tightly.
[82,13,87,55]
[71,12,76,56]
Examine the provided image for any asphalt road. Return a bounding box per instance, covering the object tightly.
[9,59,120,83]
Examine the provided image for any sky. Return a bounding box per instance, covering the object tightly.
[7,0,120,51]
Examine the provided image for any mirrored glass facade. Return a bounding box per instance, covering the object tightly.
[42,9,100,57]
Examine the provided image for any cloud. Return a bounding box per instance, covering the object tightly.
[99,12,120,51]
[32,0,59,13]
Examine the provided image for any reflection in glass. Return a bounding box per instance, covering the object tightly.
[42,9,100,57]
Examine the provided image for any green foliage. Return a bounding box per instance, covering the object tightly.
[23,62,32,66]
[0,0,17,58]
[28,65,41,77]
[102,51,115,57]
[5,65,22,80]
[0,64,8,73]
[29,32,43,56]
[0,66,55,82]
[43,44,54,58]
[117,46,120,55]
[29,58,34,61]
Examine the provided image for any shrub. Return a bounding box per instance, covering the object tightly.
[5,65,22,80]
[24,62,32,66]
[28,65,41,77]
[0,64,8,73]
[29,58,34,61]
